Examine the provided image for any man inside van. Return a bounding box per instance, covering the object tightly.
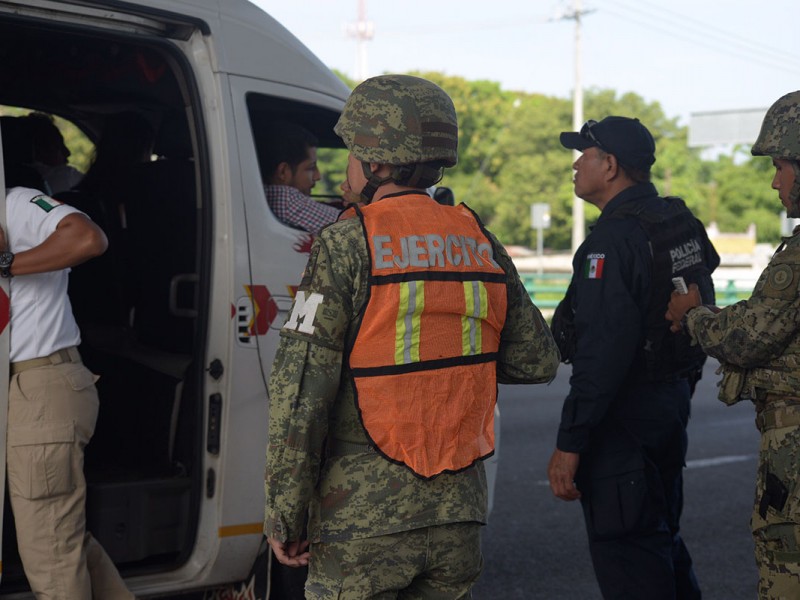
[0,186,134,599]
[258,120,341,235]
[26,112,85,195]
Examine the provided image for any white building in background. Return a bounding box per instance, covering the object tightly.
[706,221,757,266]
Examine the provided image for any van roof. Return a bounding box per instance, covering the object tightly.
[0,0,351,107]
[177,0,351,103]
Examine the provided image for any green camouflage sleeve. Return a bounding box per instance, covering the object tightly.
[687,257,800,368]
[491,235,560,384]
[264,229,356,542]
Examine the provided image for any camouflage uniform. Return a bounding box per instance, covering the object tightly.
[266,73,558,598]
[686,233,800,599]
[265,208,559,597]
[683,91,800,599]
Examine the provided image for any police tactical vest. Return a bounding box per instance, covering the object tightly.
[612,196,719,381]
[348,194,508,479]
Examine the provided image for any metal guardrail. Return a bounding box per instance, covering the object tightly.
[519,273,751,309]
[518,274,570,309]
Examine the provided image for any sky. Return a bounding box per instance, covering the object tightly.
[250,0,800,130]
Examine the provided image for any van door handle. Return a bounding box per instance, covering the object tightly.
[169,273,199,318]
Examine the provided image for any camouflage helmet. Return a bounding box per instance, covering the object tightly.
[752,91,800,159]
[334,74,458,167]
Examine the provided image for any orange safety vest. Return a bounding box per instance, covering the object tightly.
[348,193,508,479]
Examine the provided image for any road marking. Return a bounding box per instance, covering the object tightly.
[686,454,756,469]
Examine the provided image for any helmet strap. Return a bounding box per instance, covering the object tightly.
[359,161,392,203]
[788,162,800,218]
[391,164,444,188]
[357,161,446,203]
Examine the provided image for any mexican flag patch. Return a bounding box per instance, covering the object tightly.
[584,253,605,279]
[30,195,62,213]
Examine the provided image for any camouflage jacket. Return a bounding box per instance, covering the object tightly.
[687,231,800,405]
[264,196,559,543]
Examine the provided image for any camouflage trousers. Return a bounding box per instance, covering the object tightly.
[305,522,483,600]
[752,421,800,599]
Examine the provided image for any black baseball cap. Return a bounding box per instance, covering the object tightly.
[560,116,656,171]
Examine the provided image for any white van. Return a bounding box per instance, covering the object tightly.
[0,1,499,598]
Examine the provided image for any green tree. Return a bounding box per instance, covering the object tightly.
[410,72,515,176]
[314,69,355,197]
[709,153,782,241]
[303,70,788,249]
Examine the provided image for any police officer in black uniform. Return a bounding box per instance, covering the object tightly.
[548,116,719,600]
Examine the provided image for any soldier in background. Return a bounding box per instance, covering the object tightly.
[264,74,559,598]
[667,90,800,598]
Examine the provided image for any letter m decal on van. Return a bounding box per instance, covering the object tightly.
[283,291,324,334]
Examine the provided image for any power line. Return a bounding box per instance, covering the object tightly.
[372,2,799,76]
[602,0,800,75]
[616,0,796,65]
[377,16,551,37]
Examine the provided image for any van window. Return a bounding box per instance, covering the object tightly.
[246,93,348,233]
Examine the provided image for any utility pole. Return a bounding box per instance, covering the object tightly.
[559,0,594,253]
[346,0,374,82]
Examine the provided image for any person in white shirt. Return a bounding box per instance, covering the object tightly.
[0,186,133,599]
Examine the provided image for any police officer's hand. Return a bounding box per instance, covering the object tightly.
[268,537,310,568]
[547,448,581,501]
[665,283,702,333]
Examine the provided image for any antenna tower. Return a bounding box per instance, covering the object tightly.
[346,0,374,82]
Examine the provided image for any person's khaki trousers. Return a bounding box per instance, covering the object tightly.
[7,355,134,599]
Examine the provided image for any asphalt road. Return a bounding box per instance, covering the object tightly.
[473,357,760,600]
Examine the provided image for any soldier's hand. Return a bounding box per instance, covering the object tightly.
[268,537,310,567]
[665,283,702,332]
[547,448,581,501]
[340,181,362,208]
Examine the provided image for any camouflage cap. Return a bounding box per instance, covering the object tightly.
[752,91,800,159]
[334,74,458,167]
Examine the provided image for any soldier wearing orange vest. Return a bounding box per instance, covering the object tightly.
[265,74,560,598]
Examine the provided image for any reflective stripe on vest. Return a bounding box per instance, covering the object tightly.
[349,194,508,479]
[392,279,490,364]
